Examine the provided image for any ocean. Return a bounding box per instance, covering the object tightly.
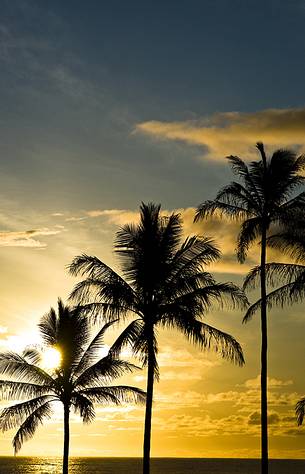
[0,458,304,473]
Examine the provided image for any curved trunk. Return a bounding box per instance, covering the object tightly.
[142,330,155,474]
[260,225,268,474]
[63,403,70,474]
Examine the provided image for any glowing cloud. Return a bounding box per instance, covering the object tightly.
[136,107,305,160]
[0,228,62,248]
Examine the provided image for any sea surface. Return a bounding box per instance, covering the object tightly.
[0,458,304,474]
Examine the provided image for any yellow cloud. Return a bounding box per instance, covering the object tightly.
[0,228,62,248]
[136,107,305,159]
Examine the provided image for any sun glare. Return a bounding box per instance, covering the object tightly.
[42,347,61,370]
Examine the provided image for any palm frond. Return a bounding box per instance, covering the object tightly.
[159,315,206,348]
[69,254,121,280]
[38,305,58,346]
[267,231,305,263]
[0,395,54,431]
[0,381,53,401]
[74,320,117,377]
[76,302,135,324]
[22,347,42,365]
[159,212,183,260]
[226,155,263,207]
[169,236,221,280]
[12,401,53,453]
[0,352,54,385]
[108,319,144,358]
[216,181,260,214]
[74,356,140,388]
[195,200,251,222]
[244,263,305,291]
[243,282,298,323]
[165,282,248,314]
[130,328,159,380]
[71,392,95,423]
[200,322,245,366]
[236,217,261,263]
[296,397,305,426]
[79,385,146,405]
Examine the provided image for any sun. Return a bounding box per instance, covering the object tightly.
[42,347,61,370]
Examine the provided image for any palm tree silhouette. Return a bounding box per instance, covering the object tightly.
[69,202,247,474]
[0,300,145,474]
[243,230,305,431]
[195,143,305,474]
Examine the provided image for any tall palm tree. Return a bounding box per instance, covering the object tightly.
[0,300,145,474]
[195,143,305,474]
[243,230,305,432]
[68,202,247,474]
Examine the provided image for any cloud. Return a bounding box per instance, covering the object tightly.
[65,217,87,222]
[158,374,298,411]
[85,209,140,226]
[0,228,62,248]
[243,375,293,389]
[248,411,280,425]
[136,107,305,160]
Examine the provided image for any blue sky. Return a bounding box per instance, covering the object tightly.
[0,0,305,459]
[1,0,305,212]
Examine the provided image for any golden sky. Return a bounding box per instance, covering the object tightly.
[1,0,305,459]
[0,207,304,459]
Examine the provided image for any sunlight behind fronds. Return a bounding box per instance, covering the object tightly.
[41,348,61,371]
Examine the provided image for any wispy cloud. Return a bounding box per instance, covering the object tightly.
[136,107,305,160]
[85,209,139,226]
[0,228,62,248]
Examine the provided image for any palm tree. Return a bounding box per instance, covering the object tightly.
[195,143,305,474]
[243,230,305,432]
[0,300,145,474]
[68,202,247,474]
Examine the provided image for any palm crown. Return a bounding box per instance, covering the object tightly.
[0,299,145,454]
[69,203,247,372]
[195,143,305,263]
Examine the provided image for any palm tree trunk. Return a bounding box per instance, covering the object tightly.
[260,225,268,474]
[63,403,70,474]
[143,336,155,474]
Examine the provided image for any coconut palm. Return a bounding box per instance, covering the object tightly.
[68,202,247,474]
[195,143,305,474]
[243,230,305,433]
[0,300,145,474]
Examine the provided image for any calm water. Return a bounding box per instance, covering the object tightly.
[0,458,304,474]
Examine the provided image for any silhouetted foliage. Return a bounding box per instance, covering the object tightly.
[296,397,305,426]
[0,300,145,474]
[244,230,305,318]
[195,143,305,474]
[69,202,247,474]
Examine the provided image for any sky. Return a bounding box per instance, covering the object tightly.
[0,0,305,459]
